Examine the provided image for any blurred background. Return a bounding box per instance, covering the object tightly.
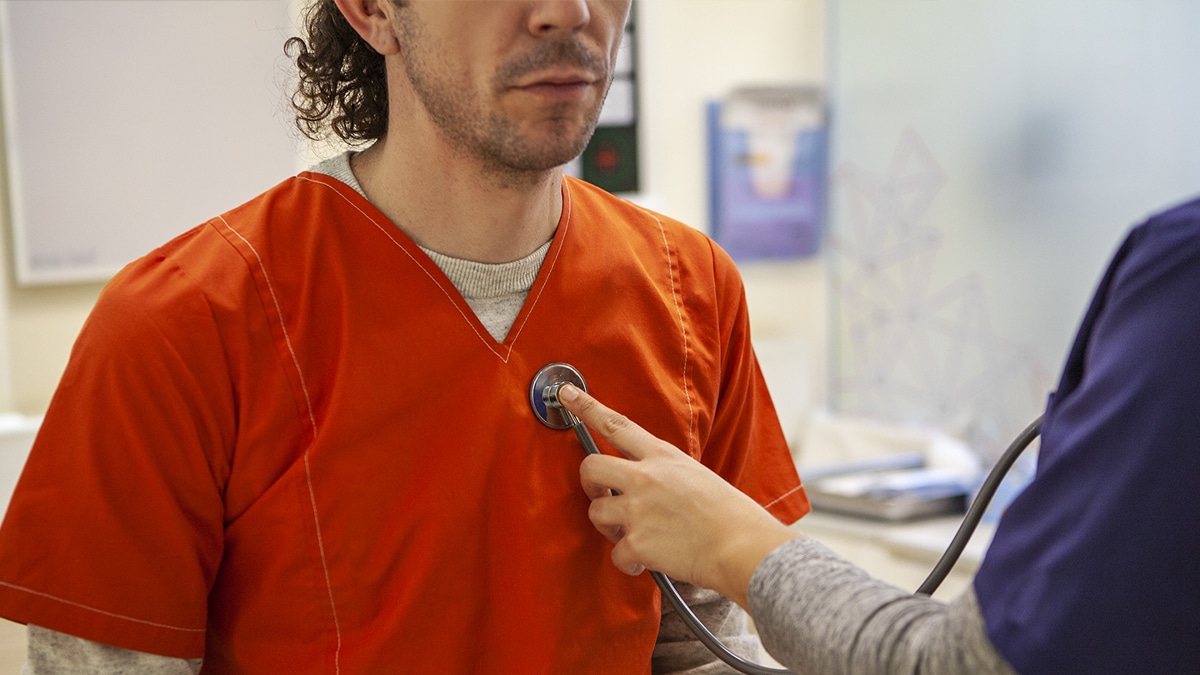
[1,0,1200,666]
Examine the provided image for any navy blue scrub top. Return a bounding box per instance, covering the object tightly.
[974,196,1200,674]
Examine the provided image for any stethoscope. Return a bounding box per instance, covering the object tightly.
[530,362,1042,675]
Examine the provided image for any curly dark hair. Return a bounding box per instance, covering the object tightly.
[285,0,393,144]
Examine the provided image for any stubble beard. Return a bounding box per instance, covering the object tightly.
[398,19,612,188]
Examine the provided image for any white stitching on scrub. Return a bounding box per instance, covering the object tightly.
[0,581,206,633]
[764,484,806,510]
[216,216,318,433]
[641,209,697,456]
[215,215,342,674]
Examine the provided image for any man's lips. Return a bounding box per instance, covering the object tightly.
[518,81,592,100]
[513,74,599,102]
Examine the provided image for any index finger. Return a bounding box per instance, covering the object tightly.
[555,384,668,462]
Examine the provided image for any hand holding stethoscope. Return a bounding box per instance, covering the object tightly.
[556,382,801,612]
[531,363,1039,674]
[531,362,796,674]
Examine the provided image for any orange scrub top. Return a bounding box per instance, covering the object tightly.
[0,174,808,673]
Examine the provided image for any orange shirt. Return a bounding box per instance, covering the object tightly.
[0,174,808,673]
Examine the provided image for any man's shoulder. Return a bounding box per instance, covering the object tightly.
[217,171,366,232]
[563,176,720,256]
[98,174,346,309]
[154,172,363,269]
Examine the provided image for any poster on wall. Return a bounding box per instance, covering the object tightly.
[708,86,825,261]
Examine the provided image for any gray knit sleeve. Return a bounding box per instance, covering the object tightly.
[747,538,1016,675]
[23,625,202,675]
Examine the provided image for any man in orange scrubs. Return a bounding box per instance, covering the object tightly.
[0,1,808,672]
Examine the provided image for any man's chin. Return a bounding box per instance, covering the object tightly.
[500,138,593,174]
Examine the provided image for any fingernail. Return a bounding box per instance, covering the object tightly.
[557,383,579,403]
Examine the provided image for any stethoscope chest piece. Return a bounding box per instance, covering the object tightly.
[530,362,588,429]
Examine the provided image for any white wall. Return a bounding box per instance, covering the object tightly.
[0,1,829,438]
[826,0,1200,459]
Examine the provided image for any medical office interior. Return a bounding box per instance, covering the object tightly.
[1,0,1199,669]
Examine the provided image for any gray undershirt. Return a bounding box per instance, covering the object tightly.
[314,152,547,343]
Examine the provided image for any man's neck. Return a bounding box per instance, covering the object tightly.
[350,134,563,264]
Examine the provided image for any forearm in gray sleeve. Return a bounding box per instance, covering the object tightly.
[747,538,1016,675]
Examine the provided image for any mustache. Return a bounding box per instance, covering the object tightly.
[495,37,609,85]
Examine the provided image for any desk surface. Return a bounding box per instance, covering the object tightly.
[795,510,996,573]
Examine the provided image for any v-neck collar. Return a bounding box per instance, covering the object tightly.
[294,170,574,362]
